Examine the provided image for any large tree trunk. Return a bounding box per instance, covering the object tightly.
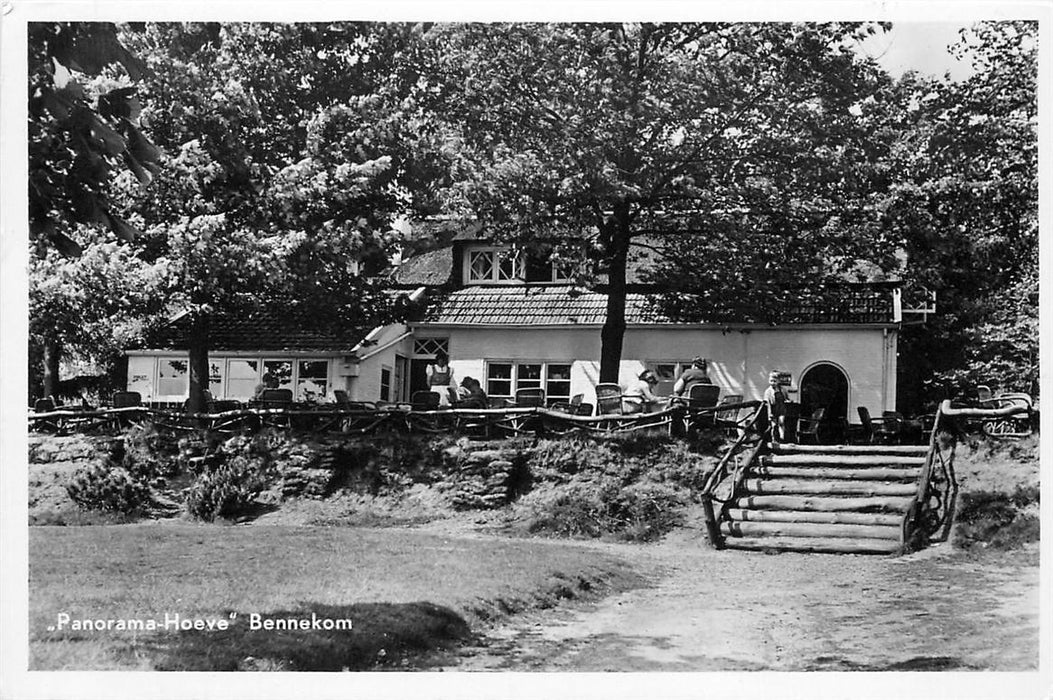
[42,338,61,400]
[186,313,211,414]
[599,209,631,383]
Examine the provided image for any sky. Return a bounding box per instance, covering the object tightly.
[857,22,976,81]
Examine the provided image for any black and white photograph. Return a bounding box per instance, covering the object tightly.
[1,2,1049,698]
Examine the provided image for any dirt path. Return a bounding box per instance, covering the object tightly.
[444,531,1039,672]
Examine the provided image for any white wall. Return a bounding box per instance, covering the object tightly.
[350,329,414,402]
[128,324,897,416]
[440,325,896,416]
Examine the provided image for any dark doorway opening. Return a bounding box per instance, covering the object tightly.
[799,363,849,443]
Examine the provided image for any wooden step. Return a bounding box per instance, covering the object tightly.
[725,508,904,526]
[723,536,902,555]
[751,466,921,481]
[721,520,902,540]
[761,454,926,467]
[770,444,929,456]
[733,494,914,512]
[743,479,918,497]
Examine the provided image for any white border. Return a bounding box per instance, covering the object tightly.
[2,2,1050,699]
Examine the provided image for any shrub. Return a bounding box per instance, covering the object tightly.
[184,454,270,521]
[953,486,1040,550]
[114,424,184,480]
[66,463,152,515]
[524,477,687,542]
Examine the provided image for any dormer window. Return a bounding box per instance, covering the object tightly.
[461,244,578,285]
[464,246,523,284]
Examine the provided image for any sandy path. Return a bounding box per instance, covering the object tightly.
[445,532,1039,672]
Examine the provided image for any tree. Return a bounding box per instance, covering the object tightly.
[28,22,160,256]
[109,23,435,411]
[887,21,1038,403]
[28,229,165,398]
[413,22,897,381]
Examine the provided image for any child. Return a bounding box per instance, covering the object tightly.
[763,371,788,442]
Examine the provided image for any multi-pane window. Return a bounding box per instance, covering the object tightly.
[226,359,260,399]
[649,361,688,397]
[297,360,329,401]
[157,359,188,396]
[413,337,448,358]
[380,367,392,402]
[486,363,513,398]
[517,363,542,391]
[209,362,223,397]
[485,361,572,404]
[465,247,522,283]
[545,364,572,401]
[150,356,329,400]
[264,360,294,390]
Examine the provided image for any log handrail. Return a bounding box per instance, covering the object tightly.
[905,398,1031,549]
[699,404,766,548]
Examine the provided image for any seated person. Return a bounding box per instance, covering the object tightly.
[254,372,279,400]
[672,356,712,397]
[623,370,663,414]
[456,376,489,409]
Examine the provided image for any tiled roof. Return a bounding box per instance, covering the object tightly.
[148,312,374,353]
[419,284,897,326]
[420,286,672,326]
[391,246,454,286]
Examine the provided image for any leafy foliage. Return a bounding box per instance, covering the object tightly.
[28,22,160,256]
[410,22,897,376]
[889,22,1038,403]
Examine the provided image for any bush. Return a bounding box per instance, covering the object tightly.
[185,456,270,521]
[524,477,687,542]
[953,486,1040,550]
[184,435,274,521]
[525,434,715,494]
[66,463,152,515]
[114,424,184,480]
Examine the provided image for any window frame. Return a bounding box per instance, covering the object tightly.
[484,360,573,404]
[647,359,691,397]
[463,245,524,284]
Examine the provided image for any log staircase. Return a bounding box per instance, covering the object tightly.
[699,402,967,556]
[718,443,930,554]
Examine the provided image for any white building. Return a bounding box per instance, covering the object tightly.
[127,232,914,431]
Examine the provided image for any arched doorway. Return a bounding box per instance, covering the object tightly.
[799,363,849,443]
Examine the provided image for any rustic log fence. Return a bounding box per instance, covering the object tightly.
[28,400,763,440]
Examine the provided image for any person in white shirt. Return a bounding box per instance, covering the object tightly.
[623,369,663,414]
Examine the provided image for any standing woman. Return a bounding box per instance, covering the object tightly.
[426,351,455,405]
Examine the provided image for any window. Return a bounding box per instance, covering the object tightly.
[393,356,407,402]
[648,361,689,397]
[486,363,513,398]
[157,359,188,396]
[545,364,572,402]
[413,337,449,358]
[485,361,572,404]
[525,253,577,283]
[264,360,294,390]
[209,362,224,398]
[297,360,329,401]
[517,363,542,391]
[226,359,260,399]
[465,247,522,283]
[380,366,392,402]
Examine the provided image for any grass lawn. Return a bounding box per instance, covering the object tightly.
[29,524,643,671]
